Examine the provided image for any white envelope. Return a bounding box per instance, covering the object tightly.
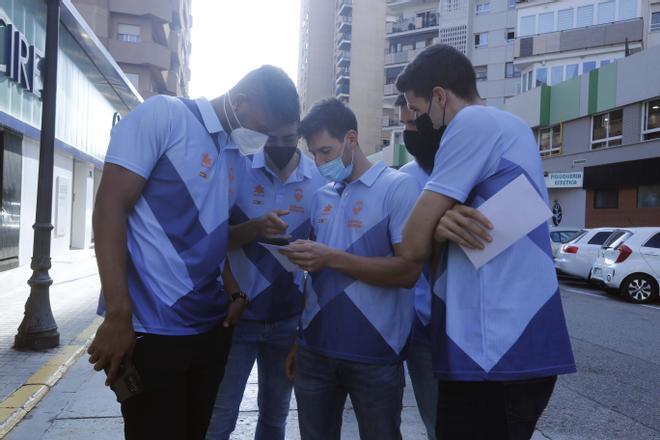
[259,243,301,273]
[460,175,552,269]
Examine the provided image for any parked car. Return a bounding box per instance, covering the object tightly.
[550,227,584,258]
[554,228,616,280]
[590,227,660,304]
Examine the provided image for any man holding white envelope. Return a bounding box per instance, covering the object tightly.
[397,44,576,440]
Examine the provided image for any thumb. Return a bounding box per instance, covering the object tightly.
[275,209,290,217]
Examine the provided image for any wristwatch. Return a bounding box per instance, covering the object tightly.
[230,291,250,305]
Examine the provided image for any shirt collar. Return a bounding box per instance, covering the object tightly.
[251,148,314,181]
[356,161,387,187]
[194,97,224,134]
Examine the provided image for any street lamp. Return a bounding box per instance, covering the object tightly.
[14,0,62,350]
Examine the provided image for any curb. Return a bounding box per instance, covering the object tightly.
[0,317,102,439]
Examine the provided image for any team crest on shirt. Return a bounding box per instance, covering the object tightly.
[294,188,304,202]
[253,184,265,205]
[352,201,364,215]
[317,204,333,224]
[199,152,213,178]
[348,201,364,228]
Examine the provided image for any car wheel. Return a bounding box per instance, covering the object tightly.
[620,274,658,304]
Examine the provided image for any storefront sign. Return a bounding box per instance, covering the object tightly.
[0,12,43,98]
[545,172,583,189]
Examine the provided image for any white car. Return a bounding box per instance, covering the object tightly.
[550,227,584,258]
[591,227,660,304]
[554,228,616,280]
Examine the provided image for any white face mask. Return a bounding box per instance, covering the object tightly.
[223,93,269,156]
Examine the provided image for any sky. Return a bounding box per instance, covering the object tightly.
[189,1,301,98]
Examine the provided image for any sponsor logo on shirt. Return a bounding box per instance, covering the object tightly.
[289,205,305,214]
[199,152,213,178]
[317,204,333,224]
[348,201,364,228]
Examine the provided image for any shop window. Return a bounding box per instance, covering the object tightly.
[117,23,141,43]
[638,185,660,208]
[642,98,660,141]
[474,65,487,81]
[539,125,562,157]
[592,109,623,149]
[505,62,521,79]
[594,189,619,209]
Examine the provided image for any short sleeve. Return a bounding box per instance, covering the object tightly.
[104,95,173,179]
[386,174,421,245]
[424,107,501,203]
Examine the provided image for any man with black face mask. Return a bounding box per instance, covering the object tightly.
[206,118,326,440]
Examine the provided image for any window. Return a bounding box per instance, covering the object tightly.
[535,67,547,87]
[588,230,615,244]
[550,66,564,85]
[539,125,562,157]
[618,0,637,20]
[476,0,490,15]
[117,23,141,43]
[652,12,660,32]
[520,15,536,36]
[557,8,574,31]
[539,12,554,34]
[566,64,579,79]
[474,32,488,48]
[643,99,660,140]
[505,62,521,79]
[594,190,619,209]
[592,109,623,149]
[583,61,597,74]
[474,65,488,81]
[643,233,660,249]
[522,72,528,92]
[527,71,533,90]
[577,5,594,27]
[638,185,660,208]
[600,60,611,67]
[508,0,516,9]
[125,73,140,88]
[506,28,515,42]
[597,0,615,24]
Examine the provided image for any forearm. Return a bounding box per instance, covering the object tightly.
[402,192,456,262]
[228,220,261,251]
[92,203,133,320]
[329,251,421,288]
[221,260,241,294]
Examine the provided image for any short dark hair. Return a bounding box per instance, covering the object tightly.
[299,98,358,142]
[232,65,300,125]
[394,94,407,107]
[396,44,479,101]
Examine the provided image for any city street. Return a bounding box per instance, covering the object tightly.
[5,279,659,439]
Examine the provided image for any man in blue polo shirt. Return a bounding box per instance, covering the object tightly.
[282,98,421,440]
[206,114,326,439]
[397,45,575,440]
[87,66,300,440]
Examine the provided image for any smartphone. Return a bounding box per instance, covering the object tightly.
[262,236,291,246]
[105,360,144,403]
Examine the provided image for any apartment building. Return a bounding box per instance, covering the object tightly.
[72,0,192,98]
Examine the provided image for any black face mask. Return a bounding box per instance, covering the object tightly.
[265,146,298,170]
[407,97,446,173]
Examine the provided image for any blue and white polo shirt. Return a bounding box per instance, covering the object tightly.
[424,105,576,380]
[98,95,238,336]
[299,162,418,364]
[228,150,326,321]
[399,160,432,346]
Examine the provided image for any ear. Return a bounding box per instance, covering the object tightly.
[432,86,447,108]
[345,129,358,148]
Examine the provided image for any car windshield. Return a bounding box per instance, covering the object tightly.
[602,230,633,249]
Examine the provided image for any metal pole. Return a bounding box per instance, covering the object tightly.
[14,0,61,350]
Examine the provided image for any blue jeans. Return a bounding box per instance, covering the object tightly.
[206,316,298,440]
[294,346,404,440]
[406,341,439,440]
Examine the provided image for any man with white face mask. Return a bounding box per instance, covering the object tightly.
[87,65,299,440]
[281,98,422,440]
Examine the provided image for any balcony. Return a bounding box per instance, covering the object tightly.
[336,68,350,83]
[336,32,351,50]
[338,0,352,17]
[386,13,439,37]
[108,39,171,71]
[384,83,398,96]
[336,83,350,99]
[384,41,437,66]
[514,18,643,63]
[336,51,351,67]
[109,0,171,23]
[337,16,352,33]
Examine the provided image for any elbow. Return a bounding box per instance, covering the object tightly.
[398,263,423,289]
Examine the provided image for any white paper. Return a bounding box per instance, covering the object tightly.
[461,175,552,269]
[259,243,301,273]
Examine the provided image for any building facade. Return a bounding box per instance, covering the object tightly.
[72,0,192,98]
[0,0,141,271]
[504,44,660,228]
